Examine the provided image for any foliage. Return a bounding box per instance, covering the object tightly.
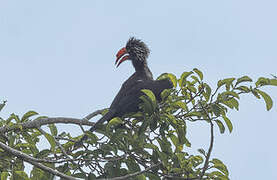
[0,69,276,180]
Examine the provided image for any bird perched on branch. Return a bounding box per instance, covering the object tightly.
[75,37,172,147]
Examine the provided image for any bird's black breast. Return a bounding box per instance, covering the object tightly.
[108,70,173,118]
[109,78,148,117]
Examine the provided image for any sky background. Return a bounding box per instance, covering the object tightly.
[1,0,277,179]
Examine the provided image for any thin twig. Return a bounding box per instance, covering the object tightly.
[210,86,220,103]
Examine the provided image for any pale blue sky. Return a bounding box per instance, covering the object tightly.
[1,1,277,179]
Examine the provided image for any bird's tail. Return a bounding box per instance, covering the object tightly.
[74,111,115,148]
[88,110,114,133]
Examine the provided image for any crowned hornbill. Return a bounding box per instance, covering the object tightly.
[75,37,172,146]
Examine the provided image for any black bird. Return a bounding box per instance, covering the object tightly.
[75,37,172,146]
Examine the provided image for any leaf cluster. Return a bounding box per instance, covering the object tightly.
[0,69,276,180]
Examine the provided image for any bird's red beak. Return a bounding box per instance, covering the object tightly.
[115,47,129,67]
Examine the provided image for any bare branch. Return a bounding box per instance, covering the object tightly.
[0,141,78,180]
[199,102,215,179]
[0,117,93,133]
[0,109,106,133]
[84,108,107,120]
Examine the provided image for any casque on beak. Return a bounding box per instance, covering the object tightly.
[115,47,130,67]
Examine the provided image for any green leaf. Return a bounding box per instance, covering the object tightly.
[141,89,157,113]
[144,172,161,180]
[157,73,177,88]
[21,111,38,122]
[166,114,178,127]
[222,91,240,99]
[144,143,159,150]
[8,135,16,147]
[167,73,178,88]
[1,172,9,180]
[14,171,29,180]
[256,89,273,111]
[230,98,239,111]
[160,89,172,101]
[138,118,150,136]
[169,134,179,147]
[217,78,235,90]
[209,171,225,178]
[88,173,97,180]
[235,86,250,93]
[73,173,87,178]
[135,175,146,180]
[179,71,193,87]
[185,111,202,118]
[176,126,186,145]
[198,148,206,157]
[193,68,203,80]
[174,101,188,111]
[48,124,58,136]
[187,85,197,93]
[157,151,168,164]
[215,120,225,134]
[126,159,141,173]
[236,76,252,85]
[150,115,158,131]
[35,149,51,159]
[7,113,20,123]
[141,89,157,104]
[44,133,56,151]
[211,158,229,176]
[222,115,233,133]
[211,104,221,116]
[203,83,212,101]
[251,88,261,99]
[184,137,191,147]
[85,131,98,144]
[269,79,277,86]
[217,80,224,88]
[30,167,51,180]
[220,98,239,110]
[157,137,173,154]
[151,150,159,164]
[140,95,154,114]
[191,75,200,83]
[101,108,109,116]
[255,77,270,87]
[107,117,123,130]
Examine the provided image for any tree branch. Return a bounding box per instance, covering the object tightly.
[198,101,215,179]
[0,117,93,133]
[200,121,214,179]
[84,108,107,120]
[0,141,78,180]
[0,109,106,133]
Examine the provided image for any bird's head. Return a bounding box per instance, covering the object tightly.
[115,37,150,68]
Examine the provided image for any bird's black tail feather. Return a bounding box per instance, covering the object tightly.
[74,111,115,148]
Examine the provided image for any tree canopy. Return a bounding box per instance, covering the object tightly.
[0,68,276,180]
